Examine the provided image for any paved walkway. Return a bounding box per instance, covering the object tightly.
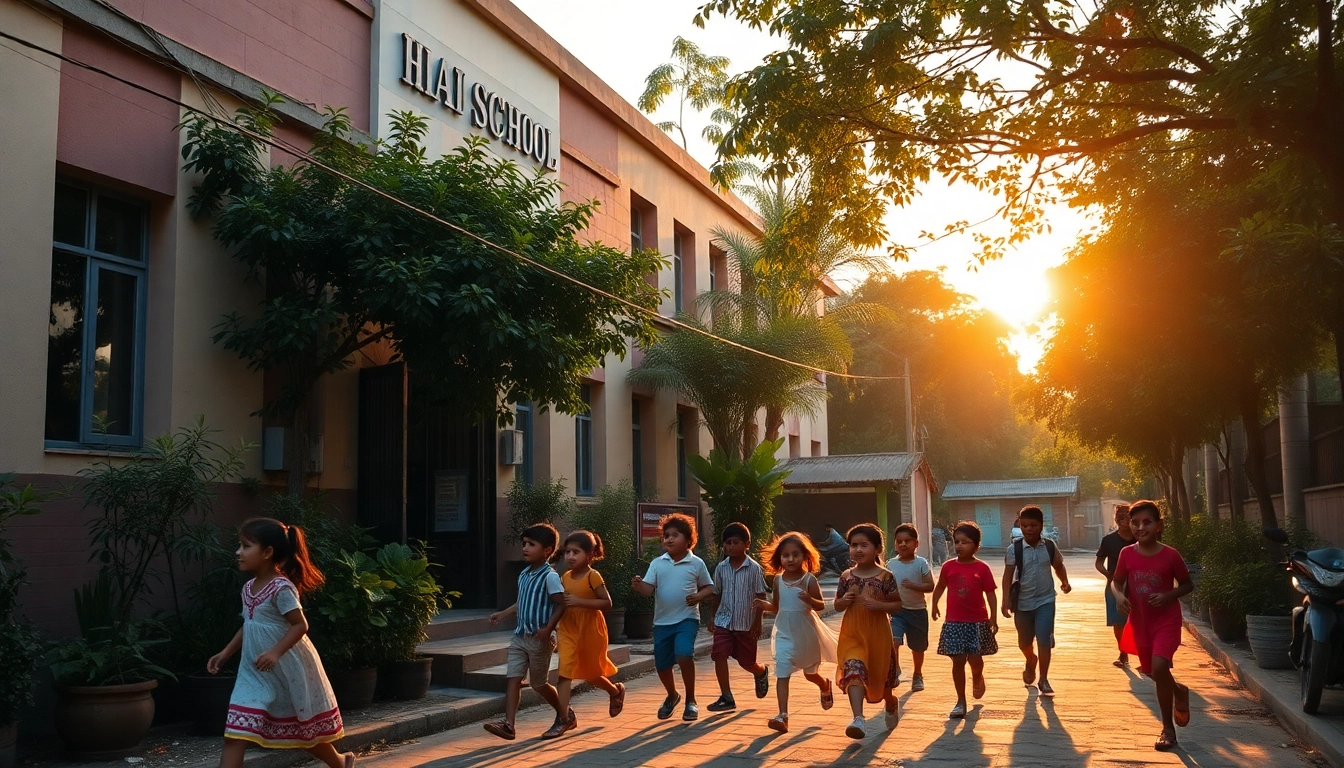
[359,556,1326,767]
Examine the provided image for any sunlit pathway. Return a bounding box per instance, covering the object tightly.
[360,556,1323,767]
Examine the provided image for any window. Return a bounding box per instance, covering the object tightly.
[631,398,643,497]
[789,434,800,458]
[45,181,148,447]
[676,411,688,500]
[576,385,594,496]
[672,232,684,313]
[810,439,822,457]
[516,403,535,485]
[630,207,643,252]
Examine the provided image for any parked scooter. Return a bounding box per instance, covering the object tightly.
[1266,527,1344,713]
[819,550,852,576]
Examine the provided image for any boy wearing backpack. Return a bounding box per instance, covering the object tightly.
[1001,506,1071,697]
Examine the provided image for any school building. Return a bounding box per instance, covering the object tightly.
[0,0,829,634]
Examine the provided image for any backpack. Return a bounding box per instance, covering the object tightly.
[1009,537,1057,611]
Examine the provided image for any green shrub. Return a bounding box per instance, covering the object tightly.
[570,481,638,610]
[375,541,456,664]
[506,477,576,543]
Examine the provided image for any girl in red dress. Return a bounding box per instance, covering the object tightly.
[1111,500,1193,752]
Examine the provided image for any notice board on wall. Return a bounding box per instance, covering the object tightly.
[434,470,470,533]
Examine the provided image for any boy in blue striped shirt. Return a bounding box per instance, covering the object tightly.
[484,523,568,740]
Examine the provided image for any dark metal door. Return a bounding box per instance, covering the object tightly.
[357,363,406,544]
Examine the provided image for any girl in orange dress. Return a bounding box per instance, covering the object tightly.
[833,523,903,740]
[549,530,626,738]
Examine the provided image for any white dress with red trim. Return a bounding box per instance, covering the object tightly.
[224,577,343,748]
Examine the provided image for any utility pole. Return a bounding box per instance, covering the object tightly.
[904,357,915,453]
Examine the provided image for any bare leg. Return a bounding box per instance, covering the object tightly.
[556,677,572,722]
[220,737,246,768]
[587,676,620,696]
[1152,657,1177,736]
[893,642,903,677]
[530,677,563,717]
[847,680,865,719]
[678,657,697,703]
[1038,643,1052,686]
[657,667,678,696]
[1113,625,1128,663]
[804,671,828,690]
[913,650,925,678]
[777,676,791,714]
[714,656,732,698]
[969,654,986,698]
[951,655,967,708]
[504,676,523,725]
[303,743,349,768]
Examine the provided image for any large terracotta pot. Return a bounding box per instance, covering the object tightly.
[379,658,432,701]
[328,667,378,710]
[603,609,626,643]
[1209,607,1247,643]
[1,721,17,768]
[55,680,158,760]
[624,610,654,640]
[186,673,236,736]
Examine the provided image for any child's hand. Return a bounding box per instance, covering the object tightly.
[861,591,885,611]
[632,576,645,591]
[489,612,501,625]
[931,604,941,621]
[754,597,772,612]
[1115,594,1132,616]
[206,652,227,675]
[1061,580,1072,594]
[901,578,918,591]
[254,650,282,672]
[685,592,701,606]
[989,618,999,635]
[1001,599,1013,619]
[1149,590,1174,608]
[563,594,580,607]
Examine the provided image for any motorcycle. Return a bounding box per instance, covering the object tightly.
[1266,527,1344,713]
[820,550,852,576]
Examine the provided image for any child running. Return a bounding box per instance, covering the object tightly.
[209,518,353,768]
[707,522,770,713]
[755,531,837,733]
[887,523,934,692]
[631,513,715,721]
[550,530,626,739]
[1095,503,1135,668]
[931,521,999,719]
[484,523,569,740]
[833,523,902,739]
[1111,500,1193,752]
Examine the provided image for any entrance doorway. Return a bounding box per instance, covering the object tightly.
[975,502,1002,547]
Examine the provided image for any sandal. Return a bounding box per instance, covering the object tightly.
[1174,683,1190,727]
[483,720,516,740]
[540,717,573,740]
[1155,731,1178,751]
[820,679,834,711]
[343,754,356,768]
[768,713,789,733]
[609,683,626,718]
[972,674,986,700]
[1113,658,1129,669]
[754,666,771,698]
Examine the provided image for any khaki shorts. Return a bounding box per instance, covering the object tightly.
[506,633,554,682]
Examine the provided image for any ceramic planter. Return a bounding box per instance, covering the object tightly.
[603,609,626,642]
[1,721,17,768]
[624,610,654,640]
[1246,614,1294,670]
[379,658,432,701]
[1209,607,1247,643]
[54,680,158,760]
[328,667,378,710]
[186,673,236,736]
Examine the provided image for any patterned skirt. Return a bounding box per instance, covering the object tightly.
[937,621,999,657]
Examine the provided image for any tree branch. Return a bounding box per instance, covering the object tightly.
[1024,0,1218,74]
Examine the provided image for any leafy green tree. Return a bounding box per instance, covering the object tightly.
[638,36,732,151]
[183,99,664,496]
[688,438,791,549]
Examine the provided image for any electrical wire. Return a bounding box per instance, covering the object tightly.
[0,26,909,382]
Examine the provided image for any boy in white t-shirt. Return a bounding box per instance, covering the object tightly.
[886,523,934,691]
[632,513,715,721]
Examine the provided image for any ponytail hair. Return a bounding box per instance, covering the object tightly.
[239,517,325,594]
[563,529,605,562]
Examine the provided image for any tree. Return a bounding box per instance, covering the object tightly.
[638,37,732,151]
[828,271,1024,481]
[688,438,791,549]
[183,100,664,496]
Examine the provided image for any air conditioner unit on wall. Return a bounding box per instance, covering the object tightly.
[262,427,324,473]
[499,429,524,466]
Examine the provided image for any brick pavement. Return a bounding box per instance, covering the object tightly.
[358,556,1326,767]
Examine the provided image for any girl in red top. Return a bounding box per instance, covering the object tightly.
[931,521,999,719]
[1111,500,1193,752]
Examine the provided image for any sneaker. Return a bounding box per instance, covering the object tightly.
[754,666,770,698]
[706,695,736,712]
[1023,657,1037,686]
[683,702,699,721]
[845,716,866,739]
[884,701,900,730]
[949,703,966,719]
[911,676,925,692]
[657,692,682,720]
[768,713,789,733]
[483,720,516,740]
[1039,681,1055,698]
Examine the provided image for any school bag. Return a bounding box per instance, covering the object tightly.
[1009,537,1057,611]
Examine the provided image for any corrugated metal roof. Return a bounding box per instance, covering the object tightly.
[940,477,1080,500]
[780,453,924,488]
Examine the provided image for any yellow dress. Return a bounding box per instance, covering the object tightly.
[835,569,899,703]
[557,568,618,681]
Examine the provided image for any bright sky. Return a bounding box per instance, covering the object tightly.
[511,0,1088,372]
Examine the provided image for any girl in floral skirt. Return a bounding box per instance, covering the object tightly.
[931,520,999,719]
[833,523,903,740]
[207,518,353,768]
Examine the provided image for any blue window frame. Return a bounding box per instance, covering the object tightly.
[44,180,148,449]
[672,233,684,313]
[515,403,535,485]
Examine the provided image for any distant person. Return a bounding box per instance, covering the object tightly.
[707,523,770,712]
[1094,504,1135,668]
[833,524,903,739]
[818,523,851,574]
[887,524,934,692]
[1011,516,1023,541]
[1111,500,1193,751]
[631,513,715,721]
[932,521,998,719]
[929,525,949,566]
[1002,505,1071,698]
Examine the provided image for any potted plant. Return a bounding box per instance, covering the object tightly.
[307,550,394,709]
[624,539,664,640]
[174,523,247,735]
[0,475,47,768]
[1194,518,1262,642]
[503,478,574,606]
[1245,525,1313,669]
[374,542,456,700]
[570,481,639,640]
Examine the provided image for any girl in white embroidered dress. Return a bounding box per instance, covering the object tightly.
[207,518,354,768]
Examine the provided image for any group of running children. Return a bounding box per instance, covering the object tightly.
[203,498,1193,768]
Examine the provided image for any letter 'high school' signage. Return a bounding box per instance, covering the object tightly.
[400,33,558,171]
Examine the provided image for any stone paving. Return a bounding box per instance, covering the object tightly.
[358,556,1327,767]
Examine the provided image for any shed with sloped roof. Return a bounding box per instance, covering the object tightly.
[941,476,1081,549]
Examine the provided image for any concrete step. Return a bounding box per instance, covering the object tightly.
[424,608,512,641]
[460,644,634,692]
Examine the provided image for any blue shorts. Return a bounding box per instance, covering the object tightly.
[653,619,699,671]
[1105,587,1127,627]
[1013,600,1056,649]
[890,608,930,652]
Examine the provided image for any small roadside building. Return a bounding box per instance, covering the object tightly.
[774,453,938,560]
[941,477,1081,550]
